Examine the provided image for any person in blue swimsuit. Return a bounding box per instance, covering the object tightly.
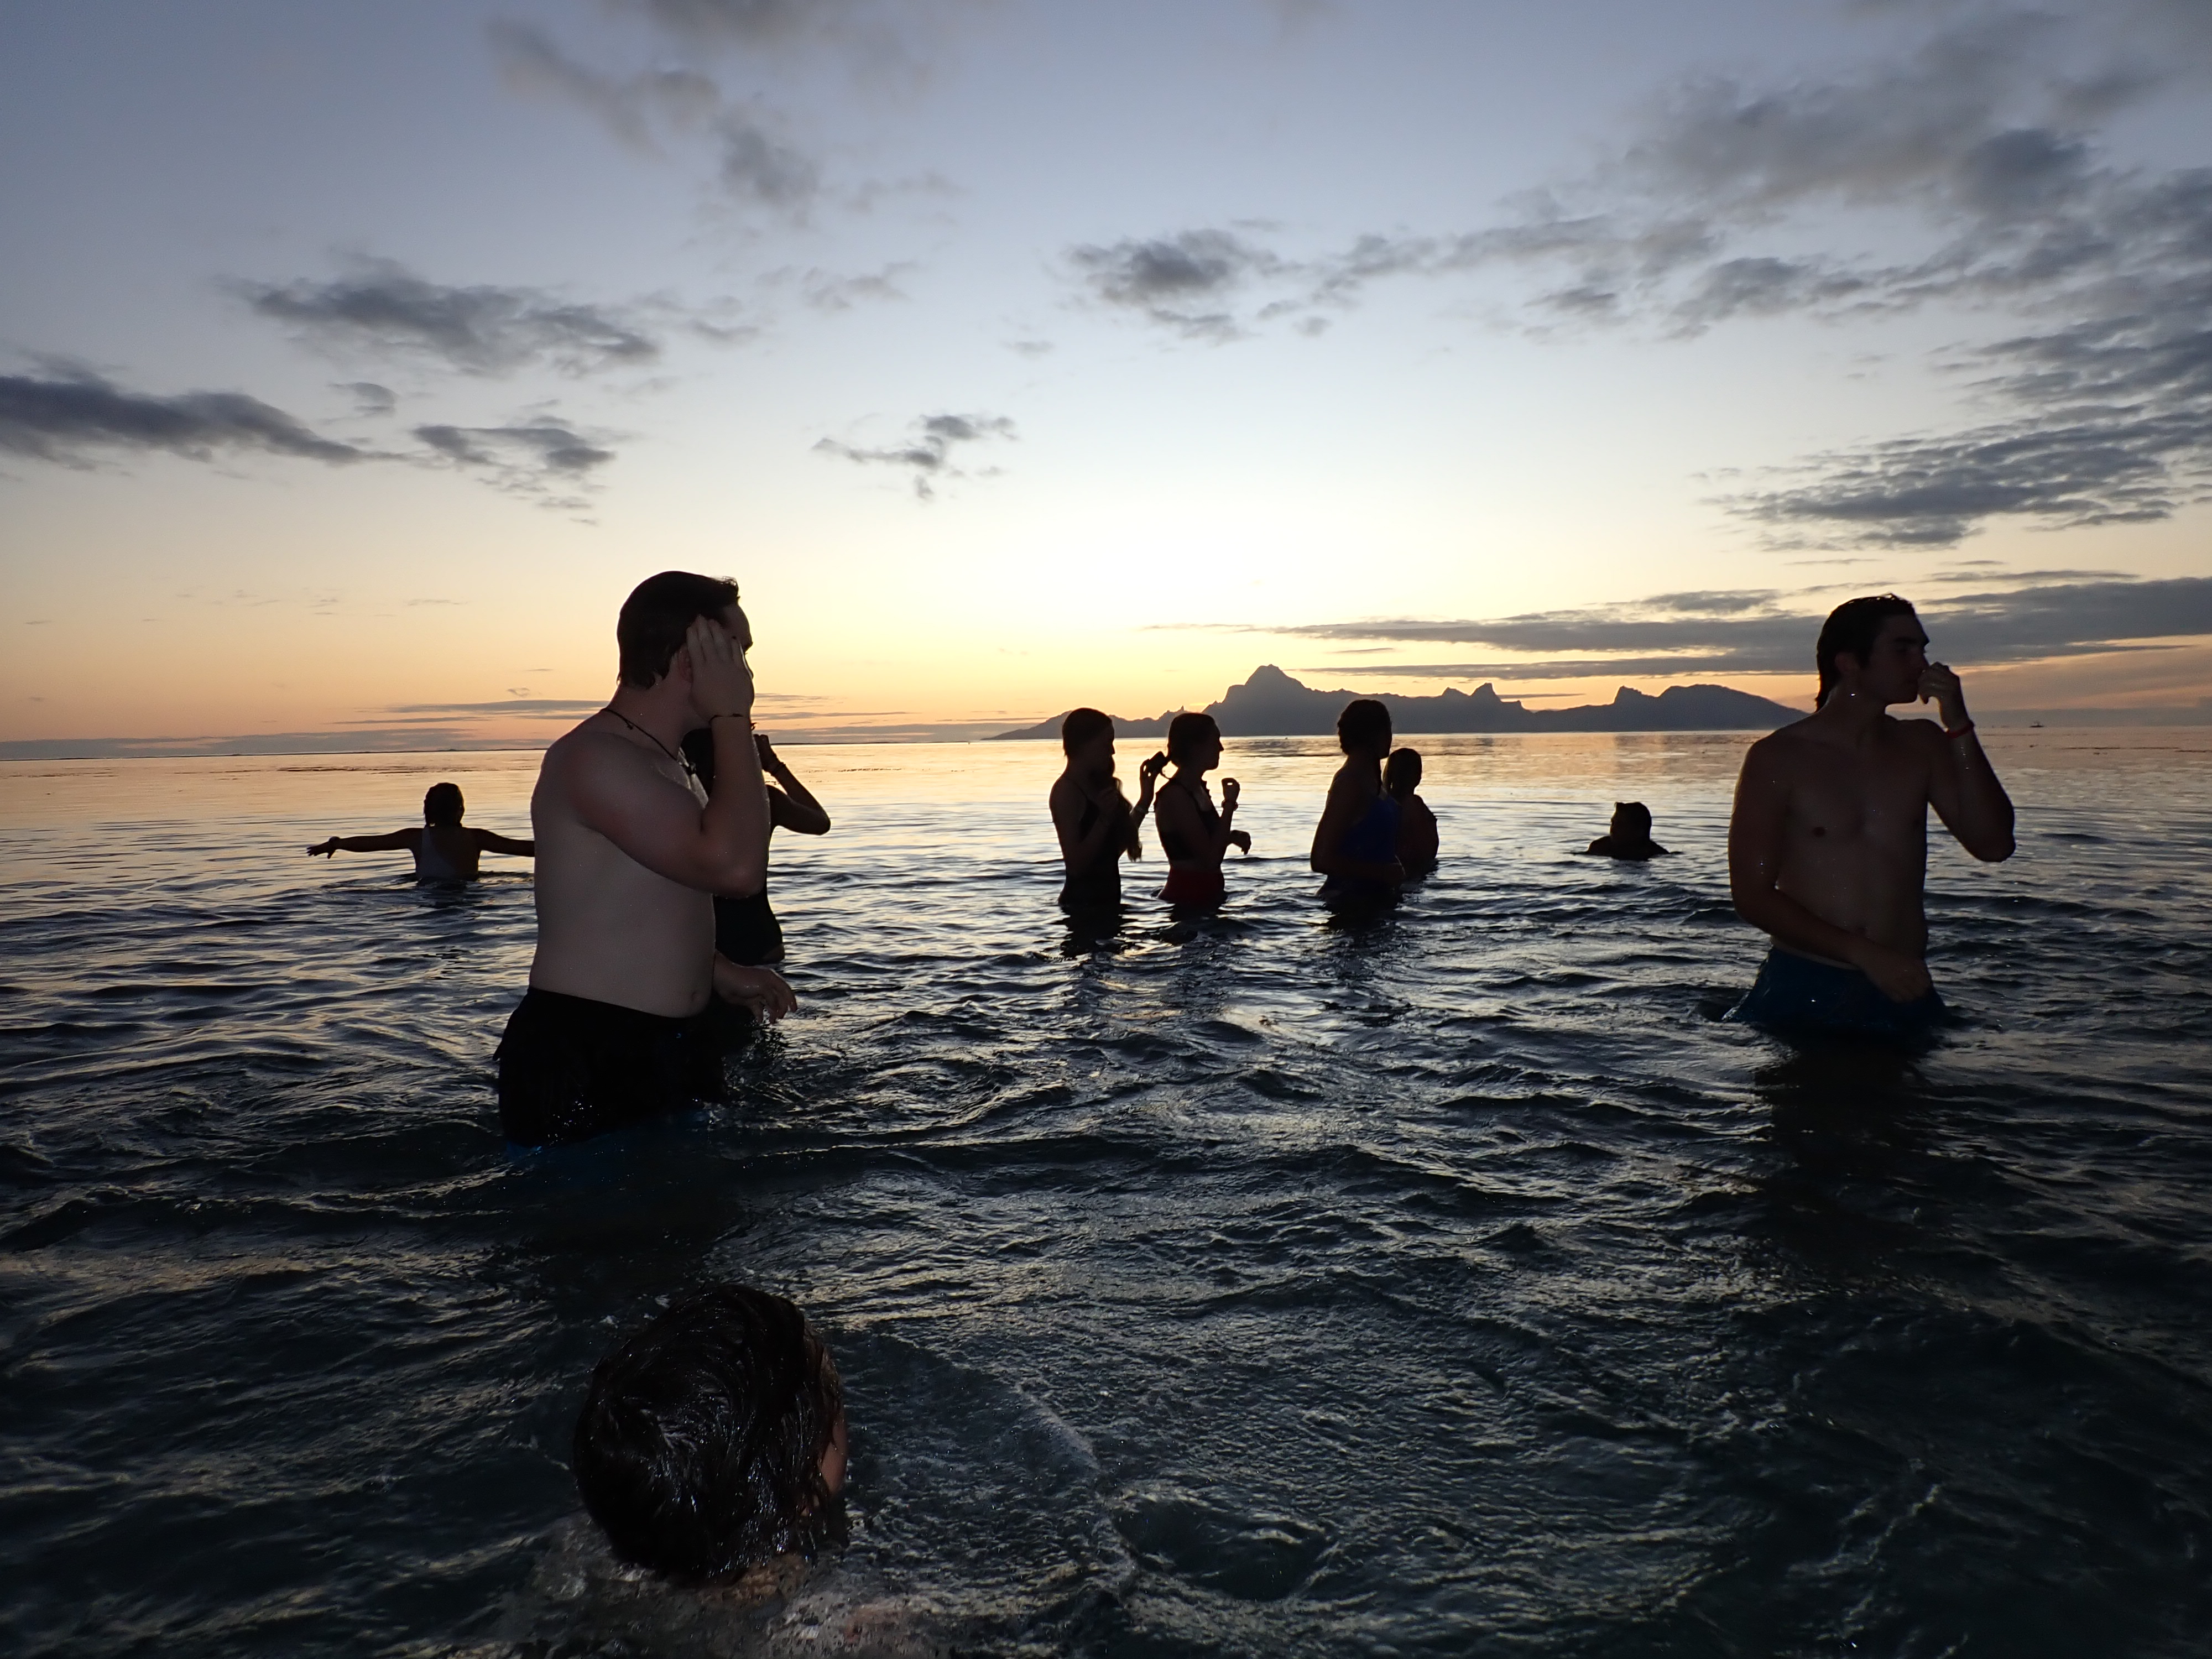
[1310,699,1406,907]
[307,782,534,880]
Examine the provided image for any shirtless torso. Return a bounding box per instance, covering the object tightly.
[1729,613,2014,1004]
[527,609,779,1020]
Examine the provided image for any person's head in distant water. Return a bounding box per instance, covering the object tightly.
[617,571,749,693]
[1611,801,1653,844]
[573,1284,847,1586]
[1061,707,1117,777]
[423,782,464,827]
[1337,698,1392,760]
[1384,748,1423,798]
[1816,595,1924,708]
[1167,711,1223,774]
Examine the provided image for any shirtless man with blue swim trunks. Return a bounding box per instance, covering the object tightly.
[1727,594,2015,1040]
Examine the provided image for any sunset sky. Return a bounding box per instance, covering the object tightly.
[4,0,2209,752]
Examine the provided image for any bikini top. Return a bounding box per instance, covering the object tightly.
[1159,775,1219,864]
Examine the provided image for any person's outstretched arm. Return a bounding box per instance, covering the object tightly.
[1919,664,2015,862]
[1728,739,1930,1001]
[758,736,832,835]
[470,830,536,857]
[309,829,419,857]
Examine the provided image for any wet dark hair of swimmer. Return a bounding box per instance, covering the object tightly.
[423,782,464,826]
[1613,801,1653,839]
[572,1284,847,1583]
[1337,698,1392,754]
[1384,747,1423,793]
[1815,593,1917,707]
[1167,711,1220,765]
[618,571,742,690]
[1061,707,1114,755]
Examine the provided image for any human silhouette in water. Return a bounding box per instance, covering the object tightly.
[679,727,832,964]
[1385,747,1438,874]
[1048,708,1162,913]
[1585,801,1668,860]
[1311,700,1406,906]
[1154,712,1248,907]
[1727,593,2014,1040]
[307,782,533,880]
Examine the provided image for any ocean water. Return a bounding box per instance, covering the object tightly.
[3,730,2209,1657]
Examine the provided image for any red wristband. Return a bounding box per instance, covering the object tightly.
[1942,719,1975,738]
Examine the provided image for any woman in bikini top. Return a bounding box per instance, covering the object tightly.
[1153,712,1250,907]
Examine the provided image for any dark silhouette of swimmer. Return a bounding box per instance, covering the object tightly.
[1311,700,1405,905]
[1727,593,2015,1039]
[1049,708,1162,912]
[1586,801,1668,860]
[1384,747,1439,873]
[573,1284,847,1593]
[306,782,533,880]
[1153,712,1248,906]
[679,728,832,964]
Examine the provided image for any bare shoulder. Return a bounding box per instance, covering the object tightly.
[1741,718,1819,775]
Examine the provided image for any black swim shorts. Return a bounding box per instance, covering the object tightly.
[1725,946,1945,1044]
[496,985,748,1147]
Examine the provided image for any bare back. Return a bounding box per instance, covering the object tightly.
[529,726,717,1018]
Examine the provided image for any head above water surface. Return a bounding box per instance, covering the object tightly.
[1167,711,1222,768]
[617,572,746,691]
[1384,748,1423,794]
[1061,707,1114,759]
[422,783,463,826]
[1815,594,1922,708]
[1337,698,1391,757]
[1610,801,1652,841]
[572,1284,847,1584]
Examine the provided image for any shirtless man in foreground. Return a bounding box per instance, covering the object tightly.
[1726,593,2015,1039]
[497,571,797,1147]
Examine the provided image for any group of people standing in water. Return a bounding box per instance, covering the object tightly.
[1048,700,1442,916]
[295,571,2016,1600]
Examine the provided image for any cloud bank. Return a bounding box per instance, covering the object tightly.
[242,259,660,375]
[1245,575,2212,681]
[0,371,364,466]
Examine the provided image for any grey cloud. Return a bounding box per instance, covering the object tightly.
[0,371,364,467]
[717,117,818,206]
[489,19,719,150]
[1068,231,1282,341]
[340,381,397,415]
[1246,576,2212,680]
[244,260,659,375]
[813,410,1014,499]
[414,420,617,508]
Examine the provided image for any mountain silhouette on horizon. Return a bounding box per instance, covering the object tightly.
[992,664,1803,740]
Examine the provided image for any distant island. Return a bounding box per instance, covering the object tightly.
[992,664,1803,740]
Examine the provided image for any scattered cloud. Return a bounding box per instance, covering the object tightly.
[1067,8,2212,541]
[413,419,617,507]
[340,381,397,416]
[241,258,660,375]
[1067,230,1285,341]
[0,370,366,467]
[489,19,719,152]
[813,410,1014,499]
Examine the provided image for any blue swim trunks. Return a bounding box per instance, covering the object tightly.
[1726,946,1945,1042]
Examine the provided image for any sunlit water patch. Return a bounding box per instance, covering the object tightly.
[3,733,2210,1656]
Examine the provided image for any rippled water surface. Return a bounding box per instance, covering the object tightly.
[4,732,2211,1656]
